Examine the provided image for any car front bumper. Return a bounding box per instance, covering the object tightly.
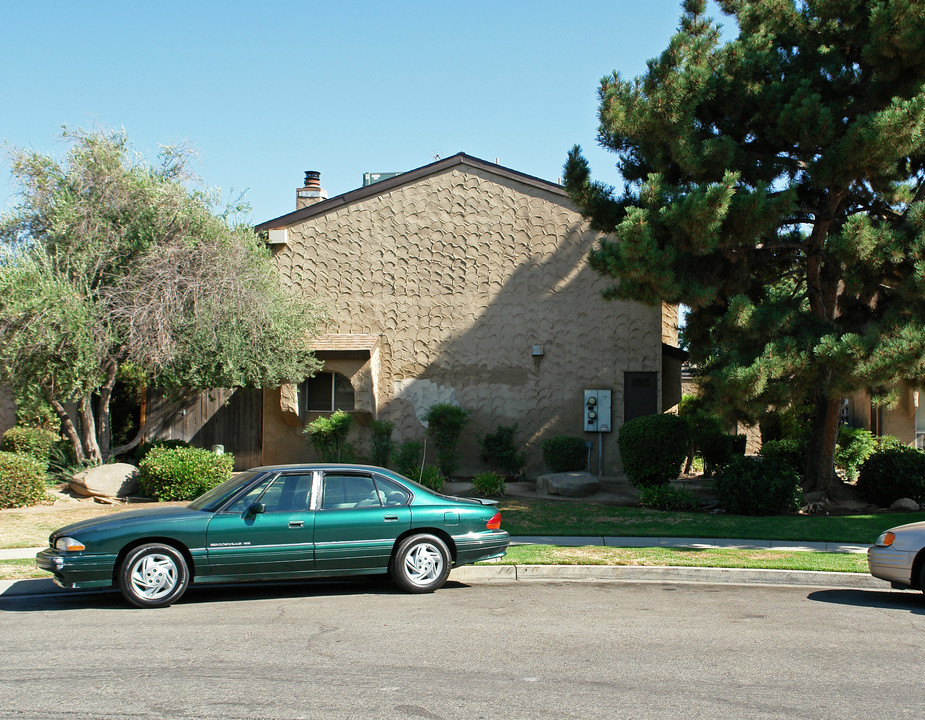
[867,545,916,588]
[36,548,118,589]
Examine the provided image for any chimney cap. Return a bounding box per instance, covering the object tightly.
[303,170,321,188]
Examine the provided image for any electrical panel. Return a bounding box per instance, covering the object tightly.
[584,389,612,433]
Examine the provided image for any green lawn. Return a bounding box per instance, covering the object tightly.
[486,544,868,572]
[497,498,925,544]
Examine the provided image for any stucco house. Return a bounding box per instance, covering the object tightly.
[238,153,684,476]
[845,388,925,449]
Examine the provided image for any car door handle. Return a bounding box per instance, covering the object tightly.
[289,520,304,528]
[384,515,399,522]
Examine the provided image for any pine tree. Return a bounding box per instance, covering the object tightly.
[565,0,925,495]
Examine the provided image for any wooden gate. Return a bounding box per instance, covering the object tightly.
[147,388,263,471]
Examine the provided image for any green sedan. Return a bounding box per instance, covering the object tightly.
[36,464,510,608]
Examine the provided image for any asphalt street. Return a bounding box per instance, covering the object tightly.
[1,578,923,720]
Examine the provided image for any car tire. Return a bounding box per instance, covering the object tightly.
[391,534,451,593]
[119,543,189,609]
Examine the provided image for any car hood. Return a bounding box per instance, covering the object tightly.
[51,505,208,539]
[889,519,925,536]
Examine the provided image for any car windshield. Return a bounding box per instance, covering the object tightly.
[187,472,261,512]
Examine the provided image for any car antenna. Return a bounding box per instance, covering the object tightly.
[419,438,427,482]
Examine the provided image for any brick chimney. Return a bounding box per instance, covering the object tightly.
[296,170,328,209]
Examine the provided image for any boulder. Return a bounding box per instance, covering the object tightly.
[890,497,921,511]
[536,471,599,498]
[70,463,140,498]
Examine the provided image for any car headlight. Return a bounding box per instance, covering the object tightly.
[875,531,896,547]
[54,537,86,552]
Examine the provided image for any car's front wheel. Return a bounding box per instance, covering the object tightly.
[391,534,451,593]
[119,543,189,608]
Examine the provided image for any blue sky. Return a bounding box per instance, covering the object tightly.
[1,1,717,224]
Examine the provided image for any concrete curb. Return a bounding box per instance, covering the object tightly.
[510,537,870,554]
[450,564,889,590]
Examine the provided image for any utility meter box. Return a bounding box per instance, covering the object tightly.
[584,389,612,432]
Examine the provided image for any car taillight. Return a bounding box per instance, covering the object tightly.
[486,512,501,530]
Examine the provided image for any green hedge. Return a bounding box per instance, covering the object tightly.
[472,471,506,496]
[700,432,747,475]
[417,465,445,493]
[304,410,354,462]
[423,403,470,477]
[138,446,234,502]
[714,455,803,516]
[134,438,191,462]
[856,444,925,507]
[0,451,48,508]
[2,426,59,469]
[618,414,689,488]
[478,424,525,477]
[541,436,588,473]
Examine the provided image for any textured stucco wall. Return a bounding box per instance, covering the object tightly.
[267,165,664,475]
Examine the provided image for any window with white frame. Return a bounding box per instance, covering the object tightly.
[304,371,355,413]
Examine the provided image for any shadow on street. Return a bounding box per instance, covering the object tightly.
[0,577,472,613]
[807,587,925,615]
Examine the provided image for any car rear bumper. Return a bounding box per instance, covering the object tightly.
[454,531,510,566]
[35,548,117,589]
[867,545,915,588]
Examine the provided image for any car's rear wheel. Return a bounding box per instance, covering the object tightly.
[391,534,451,593]
[119,543,189,608]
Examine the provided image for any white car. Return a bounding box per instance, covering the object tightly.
[868,521,925,592]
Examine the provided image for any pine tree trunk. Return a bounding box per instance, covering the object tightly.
[803,392,842,497]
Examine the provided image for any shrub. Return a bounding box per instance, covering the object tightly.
[423,403,470,477]
[856,444,925,507]
[303,410,354,462]
[700,432,747,476]
[394,440,424,480]
[637,483,699,512]
[472,471,506,496]
[48,439,79,480]
[835,427,877,482]
[2,426,59,469]
[417,465,445,493]
[0,451,48,508]
[714,455,803,516]
[759,438,804,474]
[138,446,234,501]
[369,420,394,468]
[541,436,588,473]
[478,424,525,477]
[678,395,724,473]
[618,414,689,488]
[134,438,191,462]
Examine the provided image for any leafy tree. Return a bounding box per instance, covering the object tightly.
[0,129,326,464]
[565,0,925,496]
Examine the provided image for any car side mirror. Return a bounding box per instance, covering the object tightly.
[247,502,266,516]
